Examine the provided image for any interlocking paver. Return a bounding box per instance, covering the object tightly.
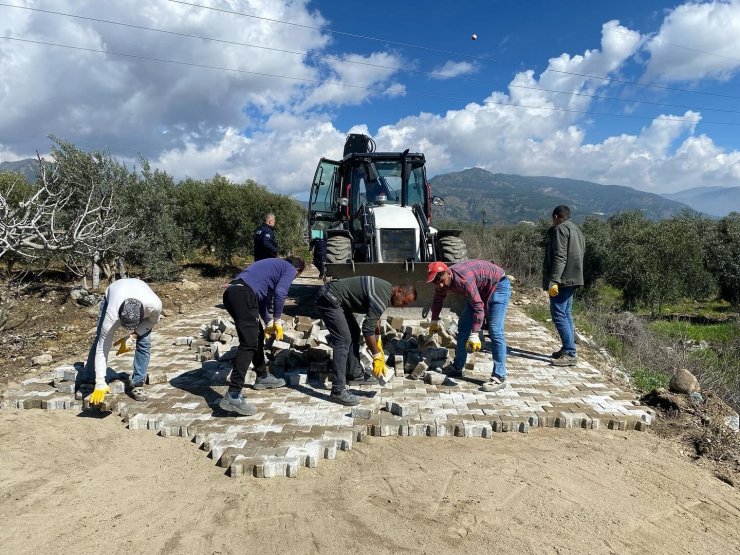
[1,281,656,478]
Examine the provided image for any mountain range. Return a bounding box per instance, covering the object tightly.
[0,158,38,182]
[661,186,740,217]
[4,158,738,221]
[428,168,696,224]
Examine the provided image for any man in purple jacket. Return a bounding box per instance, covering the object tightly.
[219,256,305,416]
[427,260,511,392]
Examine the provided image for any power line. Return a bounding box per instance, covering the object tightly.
[2,2,739,116]
[167,0,740,101]
[4,35,739,126]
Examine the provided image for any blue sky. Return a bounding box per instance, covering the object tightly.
[2,0,740,193]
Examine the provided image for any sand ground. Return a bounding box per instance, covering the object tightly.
[1,410,739,555]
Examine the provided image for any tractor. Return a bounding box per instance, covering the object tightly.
[307,133,468,308]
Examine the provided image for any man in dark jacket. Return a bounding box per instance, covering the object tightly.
[310,223,327,279]
[543,205,585,366]
[219,256,305,416]
[316,277,417,406]
[253,213,279,261]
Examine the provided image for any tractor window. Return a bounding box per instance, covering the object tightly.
[310,159,339,215]
[406,164,426,206]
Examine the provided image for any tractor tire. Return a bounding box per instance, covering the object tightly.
[438,236,468,264]
[325,235,353,264]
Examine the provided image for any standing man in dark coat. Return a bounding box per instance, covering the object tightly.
[253,213,279,261]
[310,223,327,279]
[543,205,585,367]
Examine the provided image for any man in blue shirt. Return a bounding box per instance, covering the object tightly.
[219,256,305,416]
[253,213,279,261]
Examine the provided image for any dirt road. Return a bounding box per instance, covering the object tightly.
[1,410,738,554]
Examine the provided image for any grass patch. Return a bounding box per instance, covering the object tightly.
[630,368,671,392]
[524,304,550,324]
[649,320,738,343]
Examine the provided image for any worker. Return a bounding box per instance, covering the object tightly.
[316,276,417,406]
[310,223,327,279]
[253,213,279,261]
[426,260,511,392]
[543,205,585,366]
[219,256,305,416]
[79,278,162,406]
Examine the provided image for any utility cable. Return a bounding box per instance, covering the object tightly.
[167,0,740,101]
[1,2,739,116]
[3,35,739,126]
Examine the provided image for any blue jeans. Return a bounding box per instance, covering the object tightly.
[549,286,576,356]
[79,298,152,387]
[454,277,510,380]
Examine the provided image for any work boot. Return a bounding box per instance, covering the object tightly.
[130,384,148,402]
[348,372,378,386]
[253,373,286,390]
[480,375,506,392]
[329,388,360,406]
[551,354,577,367]
[218,391,257,416]
[441,363,463,378]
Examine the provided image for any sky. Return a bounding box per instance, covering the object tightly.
[2,0,740,195]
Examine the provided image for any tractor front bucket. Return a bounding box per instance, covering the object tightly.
[325,262,465,317]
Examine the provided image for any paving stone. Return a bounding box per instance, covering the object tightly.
[0,288,656,479]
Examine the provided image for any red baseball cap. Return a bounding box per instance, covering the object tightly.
[426,261,449,283]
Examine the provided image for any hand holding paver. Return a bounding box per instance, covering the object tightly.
[428,320,439,335]
[113,336,132,356]
[465,336,481,353]
[273,321,284,341]
[89,385,110,406]
[371,352,385,378]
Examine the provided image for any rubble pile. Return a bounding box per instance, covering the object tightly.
[180,314,467,386]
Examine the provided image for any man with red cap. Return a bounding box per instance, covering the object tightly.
[426,260,511,392]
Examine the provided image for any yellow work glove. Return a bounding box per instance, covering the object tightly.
[377,336,383,353]
[548,282,559,298]
[371,352,385,378]
[274,321,284,341]
[113,336,131,356]
[89,385,111,406]
[263,320,275,338]
[465,336,482,353]
[428,320,439,334]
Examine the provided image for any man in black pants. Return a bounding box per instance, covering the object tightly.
[316,276,417,406]
[219,256,305,416]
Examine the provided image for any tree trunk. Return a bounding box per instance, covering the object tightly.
[92,252,101,291]
[116,257,127,279]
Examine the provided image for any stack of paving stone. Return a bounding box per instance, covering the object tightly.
[178,313,468,387]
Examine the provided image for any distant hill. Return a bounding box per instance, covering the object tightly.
[662,186,740,217]
[429,168,693,224]
[0,158,37,182]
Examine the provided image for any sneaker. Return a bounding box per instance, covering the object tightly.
[253,373,286,390]
[551,349,565,359]
[130,385,148,402]
[348,372,379,386]
[551,354,577,367]
[329,389,361,406]
[480,376,506,392]
[218,392,257,416]
[441,363,463,378]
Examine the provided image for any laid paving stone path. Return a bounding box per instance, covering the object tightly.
[1,281,655,479]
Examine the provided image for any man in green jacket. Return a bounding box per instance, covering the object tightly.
[543,205,585,366]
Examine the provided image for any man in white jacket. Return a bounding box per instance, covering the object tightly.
[77,278,162,406]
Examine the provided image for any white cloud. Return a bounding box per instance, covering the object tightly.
[429,60,478,79]
[644,0,740,81]
[299,51,406,109]
[3,0,740,196]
